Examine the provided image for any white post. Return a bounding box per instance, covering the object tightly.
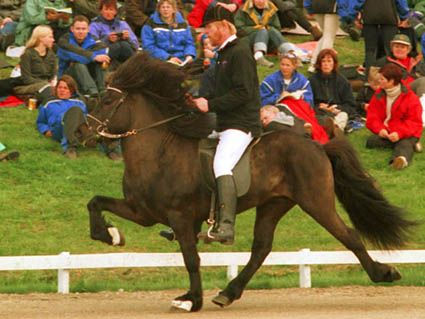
[58,252,70,294]
[299,248,311,288]
[227,264,238,280]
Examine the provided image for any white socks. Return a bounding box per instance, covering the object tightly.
[254,51,264,60]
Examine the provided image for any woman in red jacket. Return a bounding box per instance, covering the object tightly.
[366,63,423,170]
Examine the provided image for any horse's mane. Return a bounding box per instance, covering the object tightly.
[111,52,190,111]
[111,52,216,138]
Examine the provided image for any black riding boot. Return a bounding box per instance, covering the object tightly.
[209,175,237,245]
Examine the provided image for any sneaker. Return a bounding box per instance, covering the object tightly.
[310,25,322,41]
[414,141,423,153]
[392,156,408,170]
[64,147,77,159]
[0,150,20,161]
[256,56,274,68]
[107,151,123,161]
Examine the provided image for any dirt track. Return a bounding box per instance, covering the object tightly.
[1,286,425,319]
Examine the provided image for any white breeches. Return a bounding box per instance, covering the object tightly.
[212,129,253,178]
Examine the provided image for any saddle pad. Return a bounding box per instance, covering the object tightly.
[199,137,260,197]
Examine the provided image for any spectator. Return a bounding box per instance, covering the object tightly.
[36,75,88,159]
[234,0,299,68]
[125,0,158,36]
[375,34,425,96]
[309,48,357,132]
[366,63,423,170]
[57,15,109,97]
[343,0,410,70]
[260,52,328,143]
[90,0,139,66]
[187,0,241,28]
[14,0,72,46]
[355,66,380,117]
[304,0,358,73]
[13,25,57,105]
[272,0,322,40]
[69,0,100,20]
[198,33,218,97]
[0,16,18,50]
[141,0,197,65]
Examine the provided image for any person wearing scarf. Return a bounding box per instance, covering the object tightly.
[366,63,423,170]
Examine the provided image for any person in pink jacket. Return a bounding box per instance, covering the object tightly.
[366,63,423,170]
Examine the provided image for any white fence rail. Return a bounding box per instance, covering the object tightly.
[1,249,425,293]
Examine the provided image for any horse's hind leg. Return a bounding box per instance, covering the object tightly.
[305,203,401,283]
[87,195,147,246]
[213,198,294,307]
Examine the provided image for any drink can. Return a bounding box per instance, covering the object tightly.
[28,98,37,110]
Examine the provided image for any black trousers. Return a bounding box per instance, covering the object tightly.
[62,106,87,148]
[366,135,418,164]
[363,24,398,69]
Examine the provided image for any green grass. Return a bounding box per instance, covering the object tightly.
[0,35,425,293]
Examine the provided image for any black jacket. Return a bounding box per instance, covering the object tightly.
[361,0,399,25]
[209,38,262,137]
[309,71,357,117]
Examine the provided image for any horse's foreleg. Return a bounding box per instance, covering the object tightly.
[166,213,203,312]
[87,195,143,246]
[213,199,294,308]
[307,206,402,283]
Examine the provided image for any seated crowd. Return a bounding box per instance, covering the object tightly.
[0,0,424,170]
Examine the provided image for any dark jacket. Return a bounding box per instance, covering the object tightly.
[19,47,57,85]
[309,71,357,117]
[124,0,157,31]
[355,84,375,116]
[352,0,409,25]
[208,37,262,137]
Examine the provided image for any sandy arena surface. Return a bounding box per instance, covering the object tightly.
[1,286,425,319]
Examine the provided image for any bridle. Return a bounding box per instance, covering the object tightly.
[86,86,186,139]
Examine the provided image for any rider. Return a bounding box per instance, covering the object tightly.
[193,6,262,245]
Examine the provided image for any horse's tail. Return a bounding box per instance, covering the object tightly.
[323,136,417,249]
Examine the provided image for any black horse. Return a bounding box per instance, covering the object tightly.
[84,53,415,312]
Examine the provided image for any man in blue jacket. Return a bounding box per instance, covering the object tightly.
[57,15,110,96]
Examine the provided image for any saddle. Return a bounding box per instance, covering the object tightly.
[198,137,261,198]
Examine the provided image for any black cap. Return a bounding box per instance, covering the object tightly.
[202,6,234,27]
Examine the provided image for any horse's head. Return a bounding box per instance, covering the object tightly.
[86,87,133,140]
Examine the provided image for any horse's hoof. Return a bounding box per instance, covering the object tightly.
[171,300,193,312]
[107,227,125,246]
[212,293,232,307]
[388,267,402,282]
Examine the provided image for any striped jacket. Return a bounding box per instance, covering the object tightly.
[141,11,196,61]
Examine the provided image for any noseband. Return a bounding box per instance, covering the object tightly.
[87,86,186,139]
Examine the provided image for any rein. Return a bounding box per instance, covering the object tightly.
[87,86,186,139]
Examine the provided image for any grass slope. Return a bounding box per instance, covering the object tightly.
[0,35,424,293]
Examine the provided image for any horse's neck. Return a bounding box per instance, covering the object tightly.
[123,94,198,170]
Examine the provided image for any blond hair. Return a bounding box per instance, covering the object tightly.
[261,105,279,115]
[157,0,178,12]
[25,25,53,50]
[279,52,301,68]
[368,66,380,85]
